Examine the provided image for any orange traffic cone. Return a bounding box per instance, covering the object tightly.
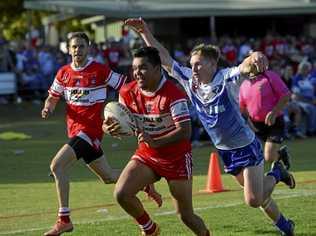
[200,152,227,193]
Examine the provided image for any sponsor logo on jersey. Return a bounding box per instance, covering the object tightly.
[143,116,163,123]
[70,89,90,101]
[196,104,226,115]
[209,104,225,114]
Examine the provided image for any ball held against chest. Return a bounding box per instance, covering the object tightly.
[104,101,137,136]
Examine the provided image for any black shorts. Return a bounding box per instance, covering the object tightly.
[252,115,285,144]
[68,136,103,164]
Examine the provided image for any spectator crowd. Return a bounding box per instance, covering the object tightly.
[0,29,316,141]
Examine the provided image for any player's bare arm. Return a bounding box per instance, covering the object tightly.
[138,120,191,148]
[41,95,59,119]
[239,52,268,76]
[265,94,290,126]
[124,18,173,73]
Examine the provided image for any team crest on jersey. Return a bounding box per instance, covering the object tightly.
[158,97,167,110]
[91,74,97,85]
[61,73,69,83]
[145,103,153,113]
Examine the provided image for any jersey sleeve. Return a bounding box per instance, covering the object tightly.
[104,66,127,90]
[48,69,65,97]
[169,88,191,124]
[221,66,242,84]
[170,60,192,93]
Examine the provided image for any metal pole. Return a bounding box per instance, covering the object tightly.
[209,16,216,39]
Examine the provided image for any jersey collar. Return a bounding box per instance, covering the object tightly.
[71,58,94,71]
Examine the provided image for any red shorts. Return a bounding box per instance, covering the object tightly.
[131,152,193,181]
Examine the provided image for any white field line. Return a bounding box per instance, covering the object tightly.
[1,189,315,235]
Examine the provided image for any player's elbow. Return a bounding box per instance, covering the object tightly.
[179,122,192,140]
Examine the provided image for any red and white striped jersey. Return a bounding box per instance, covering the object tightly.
[119,76,191,160]
[49,59,126,140]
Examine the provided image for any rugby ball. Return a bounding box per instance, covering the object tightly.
[103,101,137,136]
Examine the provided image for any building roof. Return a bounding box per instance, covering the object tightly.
[24,0,316,18]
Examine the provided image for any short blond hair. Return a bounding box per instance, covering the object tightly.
[190,44,220,63]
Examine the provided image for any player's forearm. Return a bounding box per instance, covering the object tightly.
[272,94,290,114]
[44,95,59,113]
[153,121,191,147]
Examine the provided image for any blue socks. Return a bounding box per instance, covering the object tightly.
[275,214,293,235]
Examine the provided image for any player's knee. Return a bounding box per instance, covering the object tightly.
[50,161,63,177]
[178,211,194,225]
[245,197,262,208]
[113,186,131,204]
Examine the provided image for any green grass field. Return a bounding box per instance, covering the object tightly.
[0,102,315,236]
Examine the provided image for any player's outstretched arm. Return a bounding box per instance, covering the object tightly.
[41,95,59,119]
[125,18,173,73]
[239,51,269,76]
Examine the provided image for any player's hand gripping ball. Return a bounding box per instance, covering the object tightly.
[103,102,137,137]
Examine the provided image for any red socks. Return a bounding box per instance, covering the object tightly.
[58,207,71,223]
[135,211,157,234]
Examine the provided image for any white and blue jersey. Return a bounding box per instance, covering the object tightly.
[171,60,255,150]
[170,60,263,175]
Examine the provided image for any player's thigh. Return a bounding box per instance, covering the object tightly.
[264,141,280,162]
[234,171,244,187]
[168,179,193,214]
[50,144,77,172]
[243,163,264,201]
[87,155,116,180]
[115,160,159,195]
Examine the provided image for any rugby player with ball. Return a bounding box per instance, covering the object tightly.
[103,46,210,236]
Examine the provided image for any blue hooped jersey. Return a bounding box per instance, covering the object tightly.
[170,60,255,150]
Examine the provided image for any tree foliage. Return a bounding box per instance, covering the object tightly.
[0,0,48,40]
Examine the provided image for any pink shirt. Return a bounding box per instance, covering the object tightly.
[239,71,290,122]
